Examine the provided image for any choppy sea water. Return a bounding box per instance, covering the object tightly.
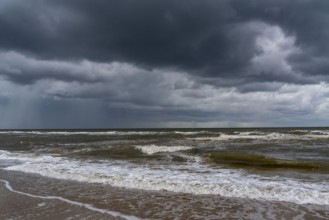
[0,128,329,219]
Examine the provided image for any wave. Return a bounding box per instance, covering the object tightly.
[0,130,214,136]
[173,131,214,135]
[192,131,329,142]
[1,150,328,205]
[23,144,199,160]
[1,129,329,141]
[0,130,168,136]
[75,145,149,159]
[135,145,195,155]
[207,152,329,172]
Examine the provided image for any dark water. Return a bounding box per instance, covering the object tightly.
[0,128,329,219]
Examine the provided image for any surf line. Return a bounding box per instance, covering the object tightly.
[0,179,141,220]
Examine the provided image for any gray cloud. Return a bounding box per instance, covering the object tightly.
[1,0,329,128]
[1,0,329,84]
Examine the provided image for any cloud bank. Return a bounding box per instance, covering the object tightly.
[0,0,329,128]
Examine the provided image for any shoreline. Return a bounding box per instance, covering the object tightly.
[1,169,328,220]
[0,179,122,220]
[0,179,138,220]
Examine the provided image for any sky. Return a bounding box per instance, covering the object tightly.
[1,0,329,129]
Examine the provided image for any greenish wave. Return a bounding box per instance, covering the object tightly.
[208,151,329,172]
[76,145,149,159]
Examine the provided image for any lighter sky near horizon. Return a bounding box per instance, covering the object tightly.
[1,0,329,129]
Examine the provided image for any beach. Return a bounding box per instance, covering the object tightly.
[0,170,129,220]
[0,128,329,219]
[2,170,328,220]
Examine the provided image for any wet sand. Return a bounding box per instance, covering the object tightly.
[0,182,122,220]
[0,170,328,220]
[0,170,134,220]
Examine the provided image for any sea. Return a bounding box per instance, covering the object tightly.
[0,128,328,219]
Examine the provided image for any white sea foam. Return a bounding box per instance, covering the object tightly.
[1,130,329,140]
[218,132,296,141]
[1,150,329,206]
[0,179,140,220]
[192,131,329,142]
[173,131,212,135]
[309,130,329,135]
[135,145,194,155]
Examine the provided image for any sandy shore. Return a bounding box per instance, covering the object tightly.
[0,169,328,220]
[0,169,136,220]
[0,180,126,220]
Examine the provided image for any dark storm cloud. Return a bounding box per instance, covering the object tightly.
[1,0,329,87]
[4,0,329,87]
[231,0,329,51]
[0,0,247,75]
